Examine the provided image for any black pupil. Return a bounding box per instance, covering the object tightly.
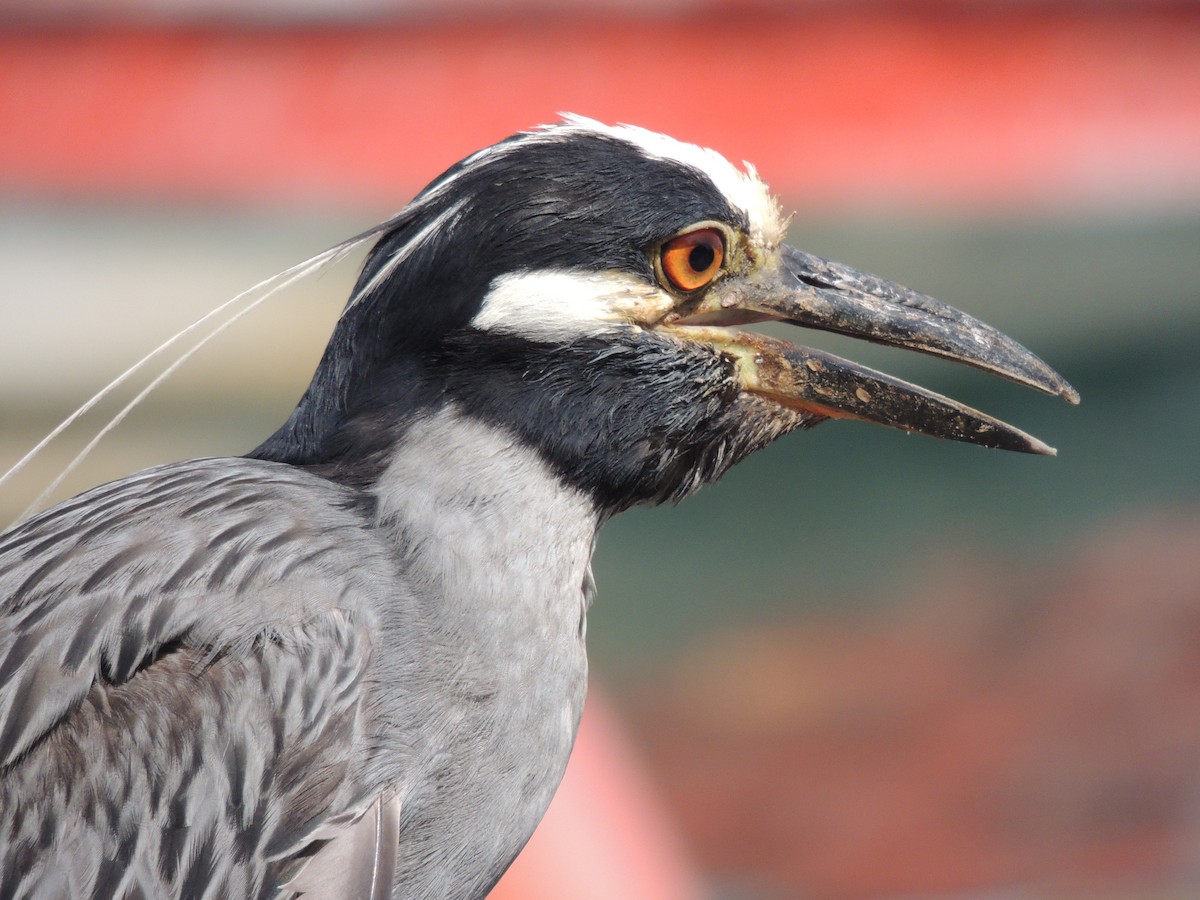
[688,242,715,273]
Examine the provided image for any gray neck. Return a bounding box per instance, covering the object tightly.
[370,405,600,639]
[363,405,602,895]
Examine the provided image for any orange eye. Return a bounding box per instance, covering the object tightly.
[660,228,725,292]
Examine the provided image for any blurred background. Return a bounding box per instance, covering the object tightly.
[2,1,1199,897]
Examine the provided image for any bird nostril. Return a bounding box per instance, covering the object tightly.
[795,272,837,290]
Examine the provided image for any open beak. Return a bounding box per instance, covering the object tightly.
[665,244,1079,455]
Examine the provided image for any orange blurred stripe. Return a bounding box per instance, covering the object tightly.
[1,9,1198,211]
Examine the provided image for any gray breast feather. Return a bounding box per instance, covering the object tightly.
[0,458,399,898]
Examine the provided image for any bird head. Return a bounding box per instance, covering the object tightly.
[259,117,1078,513]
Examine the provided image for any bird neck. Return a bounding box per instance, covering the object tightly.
[368,403,601,625]
[252,327,794,514]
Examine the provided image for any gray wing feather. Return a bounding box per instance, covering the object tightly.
[0,458,401,898]
[281,794,401,899]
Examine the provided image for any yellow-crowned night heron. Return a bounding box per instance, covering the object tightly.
[0,117,1077,898]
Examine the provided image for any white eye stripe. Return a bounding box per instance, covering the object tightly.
[471,270,670,343]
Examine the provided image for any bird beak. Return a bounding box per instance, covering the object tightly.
[664,244,1079,454]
